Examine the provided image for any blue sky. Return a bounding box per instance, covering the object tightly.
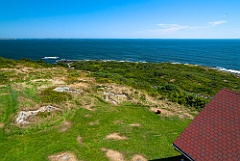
[0,0,240,38]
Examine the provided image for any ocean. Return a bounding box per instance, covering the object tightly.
[0,39,239,73]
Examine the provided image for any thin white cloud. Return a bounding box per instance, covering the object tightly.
[158,24,189,32]
[157,20,227,33]
[208,20,227,27]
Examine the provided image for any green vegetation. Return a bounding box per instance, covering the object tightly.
[72,61,240,110]
[40,87,72,104]
[0,99,190,160]
[0,57,239,160]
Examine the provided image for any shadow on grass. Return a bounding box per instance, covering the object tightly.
[149,155,183,161]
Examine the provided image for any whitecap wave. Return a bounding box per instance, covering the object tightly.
[215,67,240,74]
[42,56,59,59]
[170,62,240,74]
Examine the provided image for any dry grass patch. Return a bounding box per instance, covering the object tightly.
[59,121,72,132]
[76,96,97,111]
[18,96,37,109]
[70,82,90,89]
[0,123,4,128]
[34,79,66,90]
[149,106,194,119]
[98,84,196,119]
[104,132,127,140]
[129,123,141,127]
[84,114,92,118]
[0,66,33,74]
[114,120,124,125]
[4,128,10,134]
[48,152,78,161]
[11,82,29,91]
[50,79,67,86]
[82,104,95,111]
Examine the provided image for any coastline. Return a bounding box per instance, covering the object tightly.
[55,58,240,77]
[1,55,240,77]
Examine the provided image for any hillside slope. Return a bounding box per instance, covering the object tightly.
[0,57,239,161]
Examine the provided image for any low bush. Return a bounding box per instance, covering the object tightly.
[40,87,72,104]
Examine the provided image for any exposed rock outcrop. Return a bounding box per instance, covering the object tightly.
[16,105,59,125]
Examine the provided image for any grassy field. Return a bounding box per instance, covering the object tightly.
[0,57,239,161]
[0,94,190,160]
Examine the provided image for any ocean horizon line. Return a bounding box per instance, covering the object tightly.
[1,38,240,40]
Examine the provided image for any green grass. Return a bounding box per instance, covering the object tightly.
[0,86,18,124]
[0,102,191,161]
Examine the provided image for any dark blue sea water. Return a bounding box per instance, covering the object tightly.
[0,39,239,73]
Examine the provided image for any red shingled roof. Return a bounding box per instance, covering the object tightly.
[173,89,240,161]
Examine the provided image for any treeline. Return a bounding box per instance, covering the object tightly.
[71,61,240,111]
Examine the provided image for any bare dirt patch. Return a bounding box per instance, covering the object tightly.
[131,155,147,161]
[101,148,125,161]
[0,123,4,128]
[48,152,78,161]
[59,121,72,132]
[104,132,127,140]
[89,120,99,126]
[76,135,83,145]
[84,114,92,118]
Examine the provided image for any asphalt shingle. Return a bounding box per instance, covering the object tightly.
[173,89,240,161]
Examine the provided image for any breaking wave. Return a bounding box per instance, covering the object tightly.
[215,67,240,74]
[42,56,59,60]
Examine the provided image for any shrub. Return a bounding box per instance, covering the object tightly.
[40,87,72,104]
[0,72,9,84]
